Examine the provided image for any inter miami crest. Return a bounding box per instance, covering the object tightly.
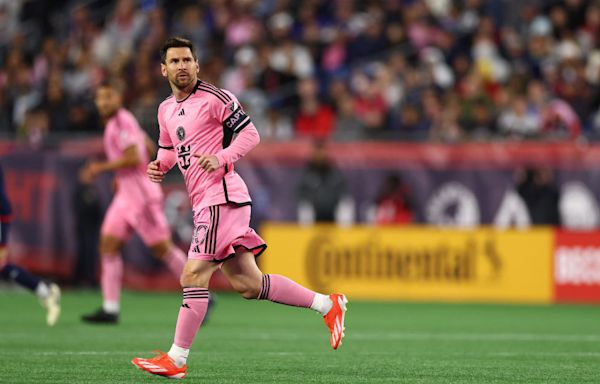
[228,101,239,113]
[176,126,185,141]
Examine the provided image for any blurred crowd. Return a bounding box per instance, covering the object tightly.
[1,0,599,144]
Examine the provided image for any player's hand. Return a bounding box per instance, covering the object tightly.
[147,160,165,183]
[80,161,101,181]
[87,161,103,177]
[193,154,220,173]
[78,166,93,184]
[0,247,7,265]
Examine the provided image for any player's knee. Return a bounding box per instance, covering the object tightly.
[99,235,122,254]
[240,288,259,300]
[150,241,170,260]
[99,248,120,259]
[180,270,209,288]
[236,280,261,300]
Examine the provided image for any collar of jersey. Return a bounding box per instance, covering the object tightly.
[175,80,201,103]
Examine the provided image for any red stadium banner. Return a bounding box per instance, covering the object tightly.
[554,230,600,303]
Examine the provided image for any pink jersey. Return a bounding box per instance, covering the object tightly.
[156,80,260,212]
[104,108,163,203]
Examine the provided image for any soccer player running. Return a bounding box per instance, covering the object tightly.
[80,81,188,324]
[0,164,61,326]
[132,37,347,380]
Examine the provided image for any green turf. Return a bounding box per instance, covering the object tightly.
[1,291,599,383]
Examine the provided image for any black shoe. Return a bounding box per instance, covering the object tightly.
[81,308,119,324]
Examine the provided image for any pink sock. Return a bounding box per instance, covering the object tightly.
[101,253,123,310]
[163,246,187,277]
[173,288,210,349]
[257,274,316,308]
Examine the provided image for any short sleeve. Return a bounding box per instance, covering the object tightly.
[213,90,254,134]
[116,112,141,151]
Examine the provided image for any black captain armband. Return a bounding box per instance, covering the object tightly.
[223,101,252,133]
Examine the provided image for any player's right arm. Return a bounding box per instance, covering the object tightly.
[149,105,177,183]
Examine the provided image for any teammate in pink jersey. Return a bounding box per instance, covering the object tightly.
[80,81,187,324]
[132,37,347,380]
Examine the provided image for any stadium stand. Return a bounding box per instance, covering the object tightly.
[0,0,598,143]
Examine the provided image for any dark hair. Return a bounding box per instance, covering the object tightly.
[97,78,125,95]
[160,37,196,64]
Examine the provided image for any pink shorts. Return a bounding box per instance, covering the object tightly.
[101,197,171,245]
[188,204,267,262]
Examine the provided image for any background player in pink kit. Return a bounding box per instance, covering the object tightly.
[132,37,347,380]
[81,81,187,324]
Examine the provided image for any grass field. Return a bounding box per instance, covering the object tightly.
[1,291,600,383]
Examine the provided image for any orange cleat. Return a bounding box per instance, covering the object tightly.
[132,351,186,379]
[323,293,348,350]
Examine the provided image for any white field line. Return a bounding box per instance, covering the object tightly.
[3,330,600,343]
[223,331,600,343]
[346,332,600,343]
[3,350,599,358]
[490,351,600,357]
[1,351,143,356]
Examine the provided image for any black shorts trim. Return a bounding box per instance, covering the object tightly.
[210,244,268,263]
[222,177,252,207]
[205,206,220,255]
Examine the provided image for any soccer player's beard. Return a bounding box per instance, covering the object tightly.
[171,72,196,92]
[100,106,119,121]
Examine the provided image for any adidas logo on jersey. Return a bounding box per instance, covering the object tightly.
[178,109,185,116]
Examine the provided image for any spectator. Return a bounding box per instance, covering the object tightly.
[297,141,349,224]
[331,96,364,142]
[129,72,160,143]
[72,167,102,287]
[42,72,70,132]
[94,0,146,65]
[295,77,335,139]
[498,95,540,139]
[541,98,582,140]
[0,0,597,143]
[372,174,414,225]
[390,102,428,141]
[172,5,210,62]
[20,107,49,148]
[516,167,561,226]
[268,12,314,79]
[352,71,389,139]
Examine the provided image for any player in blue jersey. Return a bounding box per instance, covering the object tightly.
[0,164,61,326]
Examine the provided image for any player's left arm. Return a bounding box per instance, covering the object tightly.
[195,127,260,172]
[195,92,260,173]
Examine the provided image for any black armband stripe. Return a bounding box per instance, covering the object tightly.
[158,145,174,150]
[230,115,250,132]
[234,118,252,133]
